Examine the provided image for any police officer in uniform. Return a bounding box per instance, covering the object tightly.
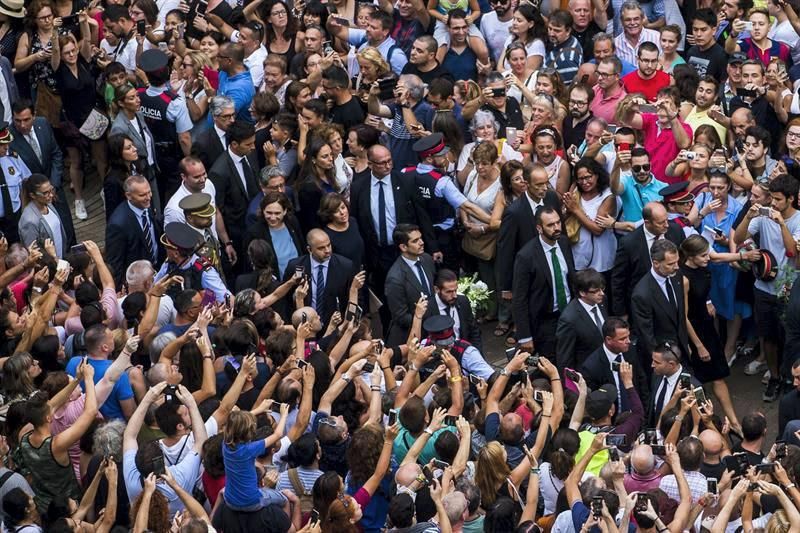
[420,314,495,379]
[154,221,231,302]
[138,49,194,207]
[0,122,31,242]
[659,182,698,238]
[402,133,490,270]
[179,192,223,274]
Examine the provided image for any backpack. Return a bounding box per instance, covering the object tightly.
[287,468,314,514]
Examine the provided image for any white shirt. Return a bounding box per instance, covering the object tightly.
[540,236,571,311]
[370,174,397,245]
[310,257,330,310]
[163,181,218,233]
[653,365,683,411]
[644,227,660,258]
[213,124,226,149]
[436,294,461,339]
[243,45,269,88]
[602,343,623,404]
[578,298,604,330]
[650,267,677,305]
[525,192,545,217]
[0,76,10,124]
[228,147,250,194]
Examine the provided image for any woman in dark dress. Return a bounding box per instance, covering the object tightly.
[295,138,339,234]
[104,134,144,220]
[680,235,745,433]
[51,11,107,220]
[319,192,364,270]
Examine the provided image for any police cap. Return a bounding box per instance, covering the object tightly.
[160,221,203,251]
[138,49,169,73]
[659,181,694,203]
[423,314,455,345]
[0,121,13,144]
[413,132,449,158]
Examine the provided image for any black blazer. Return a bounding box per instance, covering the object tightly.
[497,191,562,292]
[10,118,62,187]
[631,272,690,365]
[556,299,607,370]
[243,216,305,275]
[349,172,439,272]
[580,345,649,409]
[282,253,355,326]
[385,253,436,345]
[105,202,164,288]
[192,127,226,170]
[611,223,685,316]
[511,235,575,344]
[209,150,259,248]
[647,369,700,426]
[424,294,482,351]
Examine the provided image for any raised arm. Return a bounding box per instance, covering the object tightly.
[664,442,692,533]
[161,469,210,523]
[288,364,316,441]
[52,361,99,456]
[133,474,157,533]
[176,384,207,452]
[401,408,447,466]
[569,372,588,430]
[123,382,168,453]
[566,432,607,505]
[361,424,400,496]
[95,460,118,533]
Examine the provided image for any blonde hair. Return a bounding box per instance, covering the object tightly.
[474,441,511,507]
[224,410,257,447]
[357,47,390,79]
[184,50,213,72]
[767,509,791,533]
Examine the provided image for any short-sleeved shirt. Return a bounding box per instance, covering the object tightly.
[216,70,255,123]
[738,37,793,69]
[347,30,407,76]
[685,44,730,81]
[640,113,693,184]
[591,84,627,124]
[392,426,456,465]
[123,448,202,515]
[622,70,671,102]
[222,440,267,508]
[65,356,133,420]
[747,210,800,295]
[617,172,668,222]
[147,85,193,133]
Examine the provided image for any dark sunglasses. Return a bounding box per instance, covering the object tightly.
[632,164,651,173]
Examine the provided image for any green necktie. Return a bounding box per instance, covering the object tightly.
[550,247,567,311]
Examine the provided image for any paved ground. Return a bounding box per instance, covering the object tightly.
[63,170,780,438]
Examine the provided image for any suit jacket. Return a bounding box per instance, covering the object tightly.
[283,253,355,326]
[512,235,576,344]
[243,216,305,275]
[192,127,226,170]
[385,253,436,345]
[556,299,607,370]
[611,223,685,316]
[10,118,61,187]
[424,294,482,350]
[18,202,68,253]
[209,150,259,248]
[580,345,649,411]
[497,191,562,292]
[106,202,164,288]
[0,57,18,120]
[110,111,157,172]
[647,369,700,426]
[631,272,690,366]
[349,172,438,273]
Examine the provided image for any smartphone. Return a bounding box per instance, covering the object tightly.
[693,386,707,406]
[755,463,776,474]
[491,87,506,97]
[225,293,231,308]
[635,493,649,512]
[297,359,308,369]
[776,440,788,459]
[679,373,692,389]
[388,408,397,426]
[526,354,540,367]
[743,21,754,31]
[322,40,334,55]
[201,66,219,88]
[61,13,79,25]
[607,123,618,133]
[644,429,658,445]
[69,243,87,254]
[56,258,70,271]
[301,311,308,324]
[362,362,375,373]
[196,0,208,15]
[707,478,718,494]
[617,142,631,152]
[534,390,544,402]
[332,15,350,26]
[724,454,742,474]
[151,454,166,476]
[713,227,724,237]
[760,206,772,216]
[609,447,620,462]
[505,347,517,361]
[738,87,757,98]
[345,302,362,322]
[748,482,760,491]
[639,103,658,113]
[374,340,385,354]
[309,509,320,526]
[270,402,285,413]
[164,384,178,402]
[444,415,458,426]
[422,465,434,483]
[565,368,580,382]
[591,496,603,518]
[606,434,627,447]
[378,77,398,101]
[611,361,621,372]
[432,458,449,469]
[651,444,666,456]
[469,374,481,385]
[137,19,146,35]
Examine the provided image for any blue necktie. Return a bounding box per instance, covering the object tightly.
[315,264,325,312]
[378,181,387,246]
[142,212,155,263]
[416,261,429,294]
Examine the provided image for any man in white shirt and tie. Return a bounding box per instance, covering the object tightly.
[428,268,482,350]
[648,341,696,426]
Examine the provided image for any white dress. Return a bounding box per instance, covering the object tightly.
[572,189,617,272]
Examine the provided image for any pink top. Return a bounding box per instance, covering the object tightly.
[10,279,29,314]
[65,287,122,335]
[641,113,693,185]
[590,84,627,124]
[354,486,371,509]
[50,391,90,480]
[623,470,663,494]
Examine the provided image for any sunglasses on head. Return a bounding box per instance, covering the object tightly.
[632,164,651,173]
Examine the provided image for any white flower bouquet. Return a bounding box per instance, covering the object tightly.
[457,274,493,313]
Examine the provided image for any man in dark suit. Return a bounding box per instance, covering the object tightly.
[283,229,356,326]
[556,268,608,370]
[631,239,690,374]
[580,317,648,413]
[498,163,562,306]
[512,206,575,358]
[192,96,234,169]
[10,100,75,247]
[425,268,482,350]
[647,340,700,426]
[208,120,259,277]
[349,145,438,330]
[106,175,164,288]
[611,201,685,317]
[384,224,436,345]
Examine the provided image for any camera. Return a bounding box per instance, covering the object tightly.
[685,151,697,160]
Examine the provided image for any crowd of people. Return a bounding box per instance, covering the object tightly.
[3,0,800,530]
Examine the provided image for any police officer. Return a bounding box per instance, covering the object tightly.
[420,315,494,379]
[402,133,490,269]
[138,49,194,206]
[179,192,223,274]
[0,121,31,242]
[154,221,231,302]
[659,181,697,238]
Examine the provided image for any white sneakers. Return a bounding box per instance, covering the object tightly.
[75,199,87,220]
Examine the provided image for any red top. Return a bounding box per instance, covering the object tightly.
[622,70,672,102]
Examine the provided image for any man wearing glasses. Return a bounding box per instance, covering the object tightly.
[563,84,595,152]
[590,57,627,124]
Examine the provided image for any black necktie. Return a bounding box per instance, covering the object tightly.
[141,211,155,263]
[316,264,326,312]
[0,166,12,218]
[654,376,669,418]
[665,277,677,310]
[591,306,603,331]
[613,355,623,410]
[378,181,387,246]
[416,261,429,294]
[241,156,255,195]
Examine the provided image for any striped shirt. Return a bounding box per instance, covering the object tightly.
[276,466,324,497]
[546,35,583,84]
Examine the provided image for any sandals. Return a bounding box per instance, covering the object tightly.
[494,322,511,337]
